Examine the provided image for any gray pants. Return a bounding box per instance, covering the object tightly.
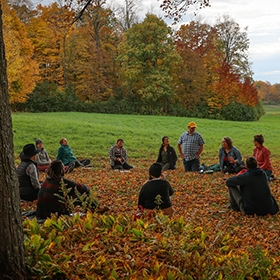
[228,185,245,213]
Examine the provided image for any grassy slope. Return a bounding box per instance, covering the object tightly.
[12,105,280,166]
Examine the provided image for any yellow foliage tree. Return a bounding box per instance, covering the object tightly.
[3,2,38,103]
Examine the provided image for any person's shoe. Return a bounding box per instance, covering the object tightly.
[67,165,75,173]
[268,175,275,181]
[96,206,110,214]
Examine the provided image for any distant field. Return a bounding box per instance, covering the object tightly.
[12,105,280,164]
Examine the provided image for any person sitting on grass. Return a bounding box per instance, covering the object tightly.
[156,136,177,170]
[109,138,133,170]
[35,139,52,172]
[219,136,244,174]
[253,134,274,181]
[137,163,175,218]
[17,143,41,202]
[56,138,90,173]
[226,156,279,216]
[36,160,108,220]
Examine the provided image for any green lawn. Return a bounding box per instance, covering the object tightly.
[12,105,280,165]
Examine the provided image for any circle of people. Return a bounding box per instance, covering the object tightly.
[17,121,279,221]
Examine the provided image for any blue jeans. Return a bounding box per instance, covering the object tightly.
[183,158,200,172]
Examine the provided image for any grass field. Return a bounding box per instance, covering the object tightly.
[12,105,280,166]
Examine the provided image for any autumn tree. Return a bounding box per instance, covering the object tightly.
[2,0,38,103]
[173,21,219,110]
[26,3,75,86]
[255,81,280,104]
[67,0,117,102]
[117,14,181,113]
[214,15,253,79]
[0,3,28,279]
[160,0,210,22]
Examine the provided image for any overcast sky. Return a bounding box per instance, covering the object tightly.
[36,0,280,84]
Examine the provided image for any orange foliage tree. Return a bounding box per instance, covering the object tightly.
[26,3,75,87]
[66,0,117,102]
[173,21,220,110]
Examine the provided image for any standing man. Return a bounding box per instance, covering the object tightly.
[109,138,133,170]
[177,121,205,172]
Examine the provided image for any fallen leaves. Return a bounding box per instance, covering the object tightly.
[21,157,280,279]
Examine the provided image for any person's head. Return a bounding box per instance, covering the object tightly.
[20,144,40,161]
[47,160,65,178]
[246,156,258,169]
[188,121,197,135]
[116,138,124,148]
[222,137,233,149]
[149,163,162,179]
[253,134,264,147]
[162,136,169,146]
[36,139,43,149]
[60,138,68,146]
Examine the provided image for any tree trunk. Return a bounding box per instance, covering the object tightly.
[0,4,28,279]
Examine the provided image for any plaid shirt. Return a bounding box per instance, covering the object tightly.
[178,131,205,161]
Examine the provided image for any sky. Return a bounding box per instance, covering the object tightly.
[36,0,280,84]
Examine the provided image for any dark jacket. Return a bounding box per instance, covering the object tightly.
[36,177,89,219]
[156,145,177,170]
[226,168,279,216]
[17,160,38,196]
[138,178,174,210]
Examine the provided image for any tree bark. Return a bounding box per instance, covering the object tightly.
[0,4,28,279]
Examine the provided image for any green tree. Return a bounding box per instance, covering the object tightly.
[117,14,181,113]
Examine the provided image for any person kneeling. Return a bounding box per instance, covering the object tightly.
[36,160,108,220]
[226,156,279,216]
[137,163,175,218]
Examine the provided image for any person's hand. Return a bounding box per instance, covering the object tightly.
[229,156,235,164]
[180,153,184,159]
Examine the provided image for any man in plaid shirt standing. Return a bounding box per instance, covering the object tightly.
[177,121,205,172]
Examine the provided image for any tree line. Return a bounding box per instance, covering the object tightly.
[3,0,279,120]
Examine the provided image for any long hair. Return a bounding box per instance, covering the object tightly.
[222,137,233,149]
[46,160,64,178]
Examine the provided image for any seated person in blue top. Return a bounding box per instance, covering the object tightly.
[35,139,52,172]
[17,144,41,201]
[219,137,243,174]
[109,138,133,170]
[226,156,279,216]
[138,163,175,218]
[156,136,177,170]
[56,138,90,173]
[36,160,108,220]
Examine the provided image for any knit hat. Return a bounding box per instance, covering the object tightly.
[149,163,162,178]
[20,144,40,160]
[36,139,42,145]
